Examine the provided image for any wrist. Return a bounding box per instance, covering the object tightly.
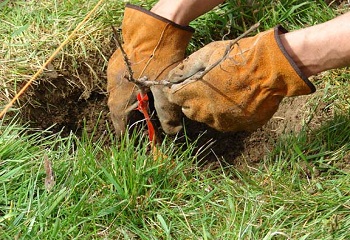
[279,30,318,78]
[151,1,191,26]
[151,0,225,26]
[280,13,350,77]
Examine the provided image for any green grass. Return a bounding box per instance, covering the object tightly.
[1,0,350,239]
[1,112,350,239]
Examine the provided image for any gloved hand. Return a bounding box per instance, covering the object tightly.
[107,4,194,137]
[164,26,316,132]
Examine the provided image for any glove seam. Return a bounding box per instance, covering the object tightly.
[138,23,171,80]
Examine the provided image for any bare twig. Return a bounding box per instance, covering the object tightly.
[111,26,148,93]
[111,27,134,82]
[113,23,259,90]
[44,154,55,192]
[136,76,173,88]
[192,22,260,81]
[134,22,260,88]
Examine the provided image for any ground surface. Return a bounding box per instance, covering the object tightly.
[12,0,345,167]
[20,66,333,167]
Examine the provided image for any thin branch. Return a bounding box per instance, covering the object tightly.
[137,76,173,88]
[192,22,260,81]
[113,23,259,90]
[111,26,147,92]
[136,22,260,88]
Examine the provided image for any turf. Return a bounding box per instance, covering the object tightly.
[1,0,349,239]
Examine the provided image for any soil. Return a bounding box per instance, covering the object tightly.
[15,0,349,169]
[181,91,333,168]
[19,66,333,168]
[20,75,110,138]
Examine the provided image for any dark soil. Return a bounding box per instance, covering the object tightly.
[15,0,349,168]
[180,92,333,168]
[20,76,111,138]
[19,64,333,168]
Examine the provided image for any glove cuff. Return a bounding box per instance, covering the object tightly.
[125,4,195,33]
[120,4,195,80]
[274,25,316,94]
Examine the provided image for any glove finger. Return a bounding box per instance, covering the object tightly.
[107,86,139,137]
[151,86,183,135]
[167,43,217,83]
[162,77,199,107]
[170,78,199,94]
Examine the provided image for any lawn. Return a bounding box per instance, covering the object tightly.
[1,0,350,239]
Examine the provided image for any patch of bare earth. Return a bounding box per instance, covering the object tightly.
[16,29,334,167]
[20,76,111,140]
[181,91,333,168]
[14,0,348,169]
[19,66,333,168]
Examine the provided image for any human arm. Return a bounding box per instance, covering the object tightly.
[151,0,225,25]
[281,11,350,77]
[152,1,350,134]
[152,0,350,78]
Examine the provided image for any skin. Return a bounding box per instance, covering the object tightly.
[280,12,350,77]
[151,0,225,26]
[151,0,350,77]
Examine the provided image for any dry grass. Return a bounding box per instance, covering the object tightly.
[0,0,128,109]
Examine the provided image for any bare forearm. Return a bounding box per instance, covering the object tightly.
[281,12,350,77]
[151,0,225,26]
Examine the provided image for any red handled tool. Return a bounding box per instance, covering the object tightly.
[136,92,156,143]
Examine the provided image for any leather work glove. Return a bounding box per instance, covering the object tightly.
[163,26,316,133]
[107,4,194,137]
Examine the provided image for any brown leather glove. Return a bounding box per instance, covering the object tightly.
[107,4,194,137]
[164,26,316,132]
